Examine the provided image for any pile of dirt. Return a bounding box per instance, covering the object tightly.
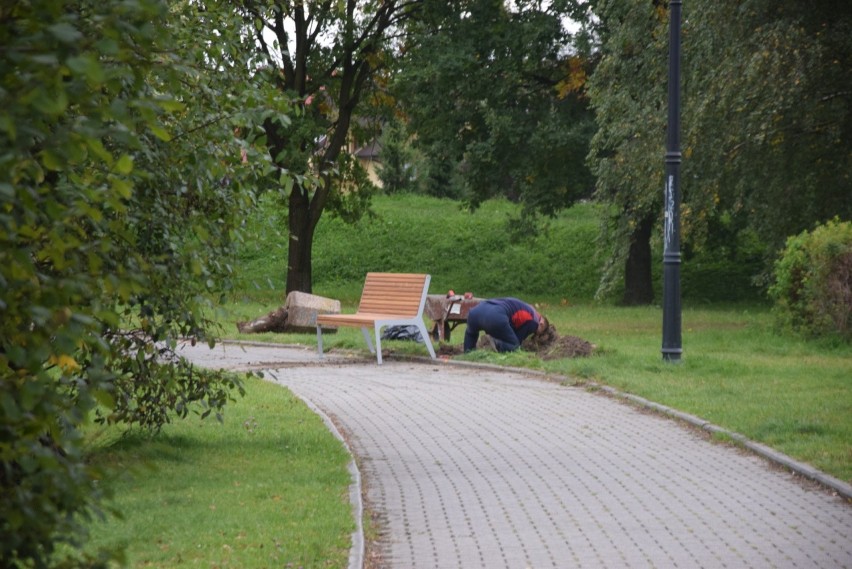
[437,343,465,356]
[521,323,595,360]
[436,323,594,360]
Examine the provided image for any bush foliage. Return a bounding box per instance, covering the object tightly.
[0,1,276,566]
[769,219,852,340]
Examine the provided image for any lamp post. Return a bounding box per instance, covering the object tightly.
[662,0,683,362]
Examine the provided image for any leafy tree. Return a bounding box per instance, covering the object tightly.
[587,0,852,303]
[394,0,597,223]
[586,0,668,304]
[231,0,421,293]
[682,0,851,267]
[0,1,275,565]
[377,116,417,193]
[419,146,464,200]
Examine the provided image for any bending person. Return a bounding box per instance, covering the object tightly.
[463,297,548,353]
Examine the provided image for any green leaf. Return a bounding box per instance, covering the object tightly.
[95,37,120,56]
[280,174,294,195]
[29,53,59,66]
[194,225,210,242]
[67,55,106,85]
[156,98,186,113]
[115,154,134,175]
[111,178,133,200]
[41,149,64,171]
[48,22,83,43]
[86,138,113,165]
[0,115,16,139]
[150,125,172,142]
[93,389,115,409]
[33,89,69,116]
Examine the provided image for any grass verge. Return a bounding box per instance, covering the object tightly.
[81,375,354,568]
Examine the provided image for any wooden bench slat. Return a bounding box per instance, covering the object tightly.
[361,287,423,296]
[358,303,420,314]
[318,312,413,322]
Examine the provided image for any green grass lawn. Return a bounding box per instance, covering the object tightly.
[82,376,353,568]
[538,303,851,483]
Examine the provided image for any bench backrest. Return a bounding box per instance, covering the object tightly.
[358,273,431,317]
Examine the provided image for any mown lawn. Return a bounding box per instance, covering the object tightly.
[81,376,354,568]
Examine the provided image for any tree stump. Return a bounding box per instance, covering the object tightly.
[236,292,340,334]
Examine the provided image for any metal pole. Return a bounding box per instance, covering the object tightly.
[662,0,683,362]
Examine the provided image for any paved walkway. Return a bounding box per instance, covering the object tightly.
[179,342,852,569]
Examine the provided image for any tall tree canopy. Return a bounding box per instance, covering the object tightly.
[1,1,274,564]
[586,0,667,303]
[588,0,852,302]
[682,0,851,260]
[395,0,597,222]
[231,0,420,293]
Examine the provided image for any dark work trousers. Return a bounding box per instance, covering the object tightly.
[464,302,522,353]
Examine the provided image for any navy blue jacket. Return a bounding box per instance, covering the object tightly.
[464,297,540,352]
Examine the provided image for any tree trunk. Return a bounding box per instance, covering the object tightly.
[622,214,655,305]
[237,307,289,334]
[237,291,341,333]
[284,107,352,295]
[286,186,317,294]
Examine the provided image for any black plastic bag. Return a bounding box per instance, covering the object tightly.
[381,325,423,342]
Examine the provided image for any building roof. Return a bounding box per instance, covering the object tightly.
[353,139,382,160]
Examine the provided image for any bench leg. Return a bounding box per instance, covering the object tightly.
[374,325,384,365]
[360,327,376,354]
[417,322,437,360]
[317,325,324,358]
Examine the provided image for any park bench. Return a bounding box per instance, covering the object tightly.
[316,272,437,365]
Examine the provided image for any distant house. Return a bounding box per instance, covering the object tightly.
[352,138,382,188]
[313,132,384,189]
[312,103,385,189]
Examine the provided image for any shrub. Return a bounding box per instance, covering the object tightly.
[769,219,852,340]
[1,1,266,565]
